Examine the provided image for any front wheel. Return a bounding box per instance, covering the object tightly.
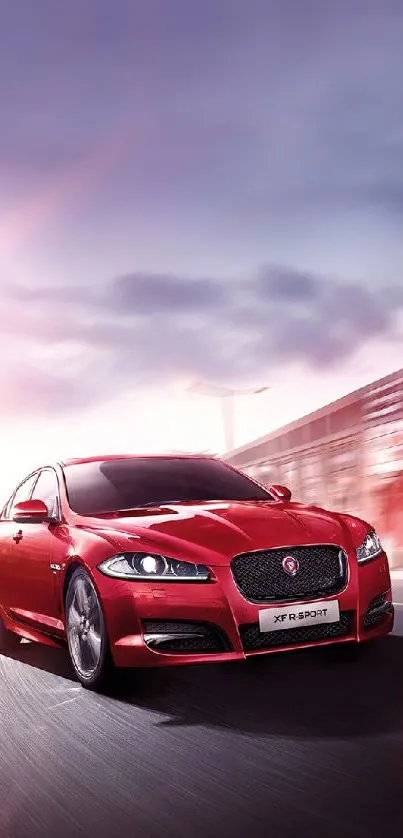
[65,568,114,691]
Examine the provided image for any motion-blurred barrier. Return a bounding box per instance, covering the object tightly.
[224,367,403,569]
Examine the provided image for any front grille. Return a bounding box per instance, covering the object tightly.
[240,610,353,651]
[142,620,231,653]
[231,544,347,603]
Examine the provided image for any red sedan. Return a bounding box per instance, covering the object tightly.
[0,454,394,690]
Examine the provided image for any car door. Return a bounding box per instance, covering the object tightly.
[0,472,40,617]
[5,468,65,636]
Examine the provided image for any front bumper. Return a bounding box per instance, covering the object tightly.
[94,549,394,669]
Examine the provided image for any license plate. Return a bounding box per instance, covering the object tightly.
[259,599,340,632]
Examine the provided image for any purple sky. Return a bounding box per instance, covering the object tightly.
[1,0,403,423]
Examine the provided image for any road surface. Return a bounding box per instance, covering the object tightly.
[1,579,403,838]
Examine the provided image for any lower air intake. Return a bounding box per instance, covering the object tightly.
[142,620,231,653]
[363,593,392,630]
[239,611,353,652]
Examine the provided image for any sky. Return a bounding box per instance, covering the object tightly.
[1,0,403,497]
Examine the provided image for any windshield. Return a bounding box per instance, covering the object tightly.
[63,457,273,516]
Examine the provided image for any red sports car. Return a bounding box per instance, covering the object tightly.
[0,454,394,690]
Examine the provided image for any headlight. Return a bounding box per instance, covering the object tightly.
[97,552,211,581]
[356,531,383,564]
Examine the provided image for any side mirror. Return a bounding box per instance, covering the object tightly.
[270,484,292,502]
[12,499,50,524]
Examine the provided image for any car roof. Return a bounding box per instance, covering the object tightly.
[60,453,216,467]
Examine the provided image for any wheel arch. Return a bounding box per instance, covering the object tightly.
[62,559,86,608]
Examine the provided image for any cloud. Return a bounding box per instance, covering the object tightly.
[1,3,403,419]
[2,0,403,247]
[1,266,402,418]
[256,267,321,302]
[108,273,226,314]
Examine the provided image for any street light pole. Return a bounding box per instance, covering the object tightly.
[221,394,235,452]
[186,382,270,452]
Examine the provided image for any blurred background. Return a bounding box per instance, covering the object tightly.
[223,368,403,568]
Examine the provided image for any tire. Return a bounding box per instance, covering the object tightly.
[0,616,21,651]
[65,567,114,691]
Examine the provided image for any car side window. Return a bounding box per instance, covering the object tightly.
[31,469,60,518]
[1,494,13,520]
[7,474,39,518]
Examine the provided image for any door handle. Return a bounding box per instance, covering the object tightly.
[13,530,23,543]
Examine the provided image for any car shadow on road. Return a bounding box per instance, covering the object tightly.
[0,639,77,682]
[111,635,403,739]
[2,634,403,740]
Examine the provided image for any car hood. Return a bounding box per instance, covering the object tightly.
[82,500,368,566]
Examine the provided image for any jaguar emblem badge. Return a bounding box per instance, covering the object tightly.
[282,556,299,576]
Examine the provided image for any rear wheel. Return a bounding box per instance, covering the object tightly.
[0,616,21,651]
[65,568,114,691]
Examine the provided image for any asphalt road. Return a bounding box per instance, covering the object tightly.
[1,582,403,838]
